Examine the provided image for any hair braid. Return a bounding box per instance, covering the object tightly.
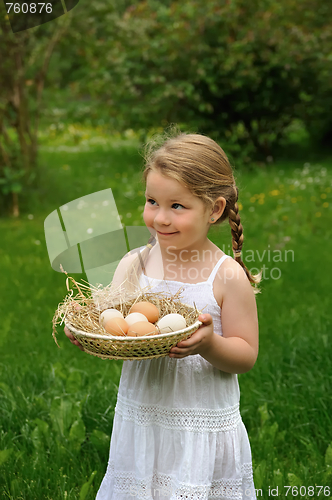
[228,188,244,254]
[228,189,261,290]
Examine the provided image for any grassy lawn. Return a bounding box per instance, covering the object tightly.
[0,128,332,499]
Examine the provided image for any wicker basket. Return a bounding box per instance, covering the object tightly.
[65,319,202,360]
[53,276,203,360]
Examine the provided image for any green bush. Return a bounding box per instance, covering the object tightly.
[47,0,332,162]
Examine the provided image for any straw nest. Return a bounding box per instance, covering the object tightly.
[52,271,202,360]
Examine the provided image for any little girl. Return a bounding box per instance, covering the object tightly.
[66,131,260,500]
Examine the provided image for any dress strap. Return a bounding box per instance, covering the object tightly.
[207,254,231,283]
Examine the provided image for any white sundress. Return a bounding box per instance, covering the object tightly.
[96,254,256,500]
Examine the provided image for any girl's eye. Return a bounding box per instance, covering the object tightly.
[146,199,184,209]
[147,198,157,206]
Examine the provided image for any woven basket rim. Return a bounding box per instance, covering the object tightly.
[65,319,202,341]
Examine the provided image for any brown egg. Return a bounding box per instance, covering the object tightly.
[127,321,158,337]
[129,302,159,323]
[104,317,128,336]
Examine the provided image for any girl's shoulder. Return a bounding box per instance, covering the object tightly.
[111,246,144,288]
[213,256,254,307]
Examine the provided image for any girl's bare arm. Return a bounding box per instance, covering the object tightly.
[169,259,259,374]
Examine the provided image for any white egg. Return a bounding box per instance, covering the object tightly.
[156,313,187,334]
[100,308,123,326]
[124,312,149,327]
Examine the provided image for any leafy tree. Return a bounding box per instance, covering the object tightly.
[57,0,332,161]
[0,4,69,216]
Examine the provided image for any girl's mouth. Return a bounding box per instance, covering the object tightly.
[157,231,178,236]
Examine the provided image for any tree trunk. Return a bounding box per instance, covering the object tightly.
[12,192,19,218]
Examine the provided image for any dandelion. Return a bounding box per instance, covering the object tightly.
[238,202,243,210]
[291,198,297,203]
[250,196,256,203]
[282,215,288,221]
[28,214,34,220]
[321,193,327,199]
[316,212,322,217]
[323,202,329,208]
[126,213,132,218]
[270,190,280,196]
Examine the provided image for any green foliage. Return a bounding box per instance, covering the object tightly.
[46,0,332,162]
[79,471,97,500]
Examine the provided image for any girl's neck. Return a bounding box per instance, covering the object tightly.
[145,240,224,283]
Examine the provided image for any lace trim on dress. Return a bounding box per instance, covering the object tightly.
[115,394,242,432]
[104,461,255,499]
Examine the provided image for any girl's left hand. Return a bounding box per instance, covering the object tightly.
[169,314,214,358]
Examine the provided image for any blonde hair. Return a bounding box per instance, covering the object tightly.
[125,128,261,293]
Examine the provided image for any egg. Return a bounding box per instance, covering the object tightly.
[127,321,158,337]
[99,308,123,326]
[125,312,149,327]
[104,317,128,336]
[156,313,187,334]
[129,301,159,323]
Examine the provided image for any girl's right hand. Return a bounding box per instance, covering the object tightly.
[64,326,84,351]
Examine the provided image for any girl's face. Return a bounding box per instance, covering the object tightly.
[143,170,212,254]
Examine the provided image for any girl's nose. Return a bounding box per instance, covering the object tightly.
[154,208,171,225]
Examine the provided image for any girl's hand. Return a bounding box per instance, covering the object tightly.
[64,326,84,351]
[169,314,214,358]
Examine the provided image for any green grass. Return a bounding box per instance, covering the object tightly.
[0,130,332,499]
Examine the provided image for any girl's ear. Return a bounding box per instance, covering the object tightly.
[210,197,226,222]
